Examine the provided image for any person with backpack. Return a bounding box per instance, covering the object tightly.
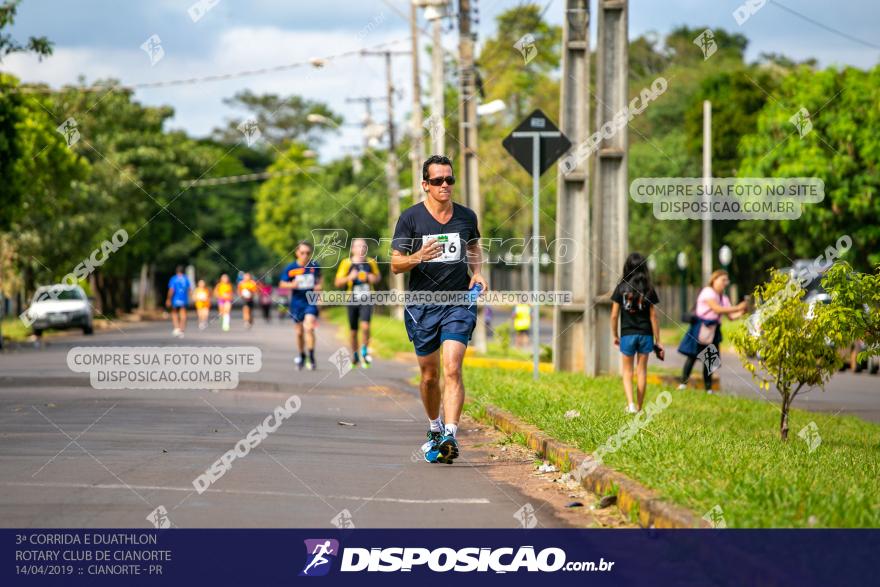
[677,270,747,392]
[610,253,663,414]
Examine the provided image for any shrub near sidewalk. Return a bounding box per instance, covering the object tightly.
[463,367,880,527]
[732,263,880,440]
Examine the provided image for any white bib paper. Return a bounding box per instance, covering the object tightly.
[422,232,461,263]
[295,273,315,290]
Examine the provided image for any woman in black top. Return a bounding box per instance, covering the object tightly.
[610,252,663,413]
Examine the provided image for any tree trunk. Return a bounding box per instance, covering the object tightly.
[138,263,148,315]
[779,391,790,441]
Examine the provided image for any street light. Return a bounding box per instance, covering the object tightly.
[719,245,733,295]
[476,99,506,117]
[647,255,657,273]
[719,245,732,269]
[676,252,688,322]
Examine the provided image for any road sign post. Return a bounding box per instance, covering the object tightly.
[503,110,571,379]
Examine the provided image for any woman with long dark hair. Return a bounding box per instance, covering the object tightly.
[610,252,663,413]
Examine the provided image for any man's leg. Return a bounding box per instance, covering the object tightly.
[416,350,441,421]
[440,339,467,432]
[179,307,187,331]
[303,313,317,369]
[170,308,180,331]
[294,322,305,354]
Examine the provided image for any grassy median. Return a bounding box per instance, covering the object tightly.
[462,367,880,528]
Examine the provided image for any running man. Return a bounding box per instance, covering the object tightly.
[391,155,487,464]
[238,272,258,329]
[334,238,381,368]
[165,265,192,338]
[214,274,234,332]
[279,241,322,370]
[194,279,211,330]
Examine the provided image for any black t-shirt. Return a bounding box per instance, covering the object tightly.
[391,201,480,292]
[611,283,659,336]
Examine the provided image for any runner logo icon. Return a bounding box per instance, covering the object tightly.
[300,539,339,577]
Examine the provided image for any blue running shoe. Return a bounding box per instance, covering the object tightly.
[421,431,443,463]
[435,434,459,464]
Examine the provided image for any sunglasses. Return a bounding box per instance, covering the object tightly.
[426,176,456,186]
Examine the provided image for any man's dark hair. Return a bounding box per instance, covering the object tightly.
[296,240,313,251]
[175,265,184,274]
[422,155,454,181]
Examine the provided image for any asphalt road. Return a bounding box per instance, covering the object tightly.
[0,314,582,529]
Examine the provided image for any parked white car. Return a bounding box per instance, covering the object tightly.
[24,285,94,336]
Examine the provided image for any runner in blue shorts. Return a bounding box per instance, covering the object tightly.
[279,241,322,370]
[391,155,488,464]
[165,265,192,338]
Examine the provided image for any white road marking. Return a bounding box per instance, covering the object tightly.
[0,481,490,505]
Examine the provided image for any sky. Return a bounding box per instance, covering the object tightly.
[5,0,879,161]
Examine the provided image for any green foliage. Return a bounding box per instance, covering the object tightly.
[732,264,880,439]
[0,1,52,62]
[737,65,880,270]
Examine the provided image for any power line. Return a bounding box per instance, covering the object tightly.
[14,37,411,94]
[769,1,880,51]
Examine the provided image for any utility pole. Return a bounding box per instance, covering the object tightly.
[410,1,426,204]
[702,100,712,285]
[361,49,410,319]
[457,0,485,352]
[588,0,628,375]
[553,0,591,373]
[422,0,448,155]
[345,95,384,152]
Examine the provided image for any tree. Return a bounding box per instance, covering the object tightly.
[732,263,880,440]
[737,65,880,271]
[213,91,341,148]
[0,1,52,61]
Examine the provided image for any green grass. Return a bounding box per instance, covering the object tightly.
[324,306,550,362]
[462,367,880,528]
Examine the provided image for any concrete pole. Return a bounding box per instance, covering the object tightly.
[702,100,713,286]
[457,0,486,353]
[430,12,446,155]
[553,0,590,373]
[589,0,628,375]
[410,1,426,204]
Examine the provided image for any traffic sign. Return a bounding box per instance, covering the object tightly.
[502,109,572,176]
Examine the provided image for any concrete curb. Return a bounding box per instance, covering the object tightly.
[478,404,708,529]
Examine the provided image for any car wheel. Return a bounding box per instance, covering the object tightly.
[33,329,43,337]
[870,359,879,375]
[83,324,94,335]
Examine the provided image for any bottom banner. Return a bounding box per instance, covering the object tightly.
[6,529,877,586]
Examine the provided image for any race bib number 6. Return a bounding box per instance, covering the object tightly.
[423,233,461,263]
